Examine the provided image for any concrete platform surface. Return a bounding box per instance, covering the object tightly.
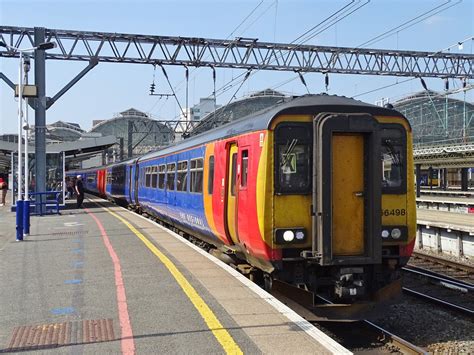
[417,209,474,233]
[417,196,474,206]
[0,197,348,354]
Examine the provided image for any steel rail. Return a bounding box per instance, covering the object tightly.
[363,319,428,355]
[402,287,474,317]
[313,295,427,354]
[402,266,474,293]
[412,252,474,274]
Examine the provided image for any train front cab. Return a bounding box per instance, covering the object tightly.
[265,110,416,303]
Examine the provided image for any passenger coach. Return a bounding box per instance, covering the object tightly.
[70,94,416,304]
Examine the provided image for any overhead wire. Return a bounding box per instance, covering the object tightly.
[147,0,266,114]
[270,0,464,96]
[356,0,461,48]
[211,0,368,99]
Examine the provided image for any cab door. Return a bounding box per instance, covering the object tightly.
[313,113,381,266]
[225,143,239,244]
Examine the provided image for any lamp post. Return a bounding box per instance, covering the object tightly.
[0,40,56,241]
[16,50,24,241]
[23,56,31,236]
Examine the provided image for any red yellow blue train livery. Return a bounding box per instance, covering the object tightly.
[69,94,416,305]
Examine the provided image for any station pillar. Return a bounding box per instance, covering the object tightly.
[441,168,448,190]
[34,27,47,212]
[428,166,433,190]
[415,164,421,198]
[461,168,468,191]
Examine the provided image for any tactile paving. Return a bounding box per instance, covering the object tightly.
[5,319,115,351]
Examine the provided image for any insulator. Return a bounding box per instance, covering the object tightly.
[325,73,329,90]
[444,78,449,91]
[298,72,307,87]
[420,77,428,91]
[462,78,467,88]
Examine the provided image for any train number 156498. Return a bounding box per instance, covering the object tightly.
[382,209,406,216]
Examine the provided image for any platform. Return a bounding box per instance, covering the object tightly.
[420,188,473,197]
[416,209,474,260]
[417,209,474,234]
[417,196,474,214]
[0,196,348,354]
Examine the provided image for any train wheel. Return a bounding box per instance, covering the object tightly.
[263,274,273,292]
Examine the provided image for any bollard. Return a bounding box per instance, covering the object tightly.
[16,200,24,241]
[23,199,30,236]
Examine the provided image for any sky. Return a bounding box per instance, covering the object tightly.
[0,0,473,134]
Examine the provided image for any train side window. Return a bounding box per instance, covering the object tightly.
[241,150,248,188]
[177,161,188,192]
[166,163,176,190]
[208,156,214,194]
[190,158,203,193]
[158,164,166,189]
[274,123,312,194]
[145,167,151,187]
[381,124,407,194]
[151,166,158,188]
[230,153,237,196]
[87,173,96,184]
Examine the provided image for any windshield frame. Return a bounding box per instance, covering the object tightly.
[381,123,407,195]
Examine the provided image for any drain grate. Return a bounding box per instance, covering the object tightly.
[6,319,115,351]
[51,231,89,236]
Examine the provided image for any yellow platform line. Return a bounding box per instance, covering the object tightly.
[100,204,243,355]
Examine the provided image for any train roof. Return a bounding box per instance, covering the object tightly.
[139,94,403,162]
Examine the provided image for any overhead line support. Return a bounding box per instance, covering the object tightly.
[1,26,472,78]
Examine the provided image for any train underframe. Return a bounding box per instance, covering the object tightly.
[272,258,403,302]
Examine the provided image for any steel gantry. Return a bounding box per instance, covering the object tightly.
[1,26,473,78]
[413,143,474,168]
[1,26,474,197]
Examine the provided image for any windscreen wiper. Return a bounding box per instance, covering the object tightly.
[280,138,298,168]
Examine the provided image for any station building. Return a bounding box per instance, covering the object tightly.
[393,90,474,146]
[90,108,174,162]
[191,89,288,136]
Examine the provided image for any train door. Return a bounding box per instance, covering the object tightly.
[225,143,239,244]
[313,113,381,266]
[134,162,139,204]
[98,169,105,196]
[128,165,133,202]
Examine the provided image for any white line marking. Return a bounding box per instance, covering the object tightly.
[64,222,84,227]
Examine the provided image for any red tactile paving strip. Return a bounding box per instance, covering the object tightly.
[5,319,115,352]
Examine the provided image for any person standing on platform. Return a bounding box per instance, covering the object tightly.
[0,175,7,206]
[75,175,84,208]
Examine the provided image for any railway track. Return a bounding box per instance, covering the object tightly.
[270,283,427,354]
[409,251,474,284]
[402,263,474,317]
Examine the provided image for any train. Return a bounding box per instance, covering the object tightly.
[69,94,416,306]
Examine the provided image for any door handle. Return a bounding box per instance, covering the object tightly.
[354,191,364,197]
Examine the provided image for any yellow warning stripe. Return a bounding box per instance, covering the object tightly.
[102,206,243,355]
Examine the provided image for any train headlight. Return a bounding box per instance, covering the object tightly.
[381,230,390,238]
[391,228,402,239]
[283,230,295,242]
[295,231,305,240]
[275,228,306,244]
